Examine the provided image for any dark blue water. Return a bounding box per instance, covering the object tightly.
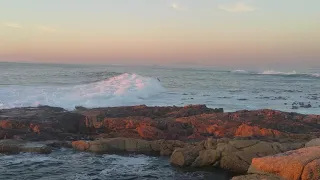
[0,149,233,180]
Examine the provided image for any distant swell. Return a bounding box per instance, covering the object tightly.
[259,70,297,75]
[310,73,320,77]
[231,70,248,73]
[231,69,319,78]
[0,73,166,110]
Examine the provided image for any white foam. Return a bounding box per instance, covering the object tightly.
[257,70,319,78]
[231,69,248,73]
[0,73,166,110]
[103,154,152,165]
[259,70,297,75]
[311,73,320,77]
[1,154,54,164]
[100,154,158,177]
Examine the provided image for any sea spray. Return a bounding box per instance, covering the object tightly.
[0,73,166,110]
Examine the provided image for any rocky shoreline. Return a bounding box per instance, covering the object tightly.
[1,105,320,179]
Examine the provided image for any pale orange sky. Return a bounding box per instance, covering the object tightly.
[0,0,319,67]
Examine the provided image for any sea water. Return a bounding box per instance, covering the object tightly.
[0,62,319,114]
[0,62,319,180]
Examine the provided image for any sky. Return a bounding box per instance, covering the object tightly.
[0,0,319,68]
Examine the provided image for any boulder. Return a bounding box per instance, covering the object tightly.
[55,112,87,133]
[220,152,250,173]
[123,138,152,153]
[157,140,186,156]
[204,137,217,149]
[235,124,282,138]
[136,125,165,140]
[191,149,220,167]
[301,158,320,180]
[276,142,304,152]
[216,143,238,153]
[0,140,52,154]
[240,141,280,156]
[234,150,260,164]
[170,145,203,167]
[248,146,320,180]
[169,138,305,173]
[46,141,72,148]
[217,138,231,144]
[228,140,259,149]
[148,139,187,156]
[72,138,154,154]
[231,174,283,180]
[305,138,320,147]
[72,140,90,151]
[217,140,295,173]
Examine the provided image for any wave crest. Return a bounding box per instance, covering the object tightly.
[311,73,320,77]
[231,69,319,78]
[231,70,249,73]
[259,70,297,75]
[0,73,166,109]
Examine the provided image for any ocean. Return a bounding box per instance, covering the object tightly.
[0,62,319,114]
[0,62,319,180]
[0,149,233,180]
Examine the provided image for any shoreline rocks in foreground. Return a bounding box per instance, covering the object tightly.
[1,105,320,179]
[70,137,320,179]
[232,139,320,180]
[0,139,52,154]
[70,137,304,174]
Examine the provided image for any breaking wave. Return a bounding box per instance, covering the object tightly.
[259,70,297,75]
[231,70,249,73]
[0,73,166,110]
[259,70,320,78]
[231,69,319,78]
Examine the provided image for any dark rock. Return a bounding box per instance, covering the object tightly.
[169,138,304,173]
[0,140,52,154]
[170,145,204,167]
[237,99,248,101]
[232,174,282,180]
[0,105,319,142]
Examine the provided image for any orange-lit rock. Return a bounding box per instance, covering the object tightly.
[232,174,282,180]
[248,146,320,180]
[30,124,41,134]
[72,140,90,151]
[301,158,320,180]
[0,120,24,129]
[170,138,304,173]
[0,120,14,129]
[0,105,319,142]
[136,125,165,140]
[235,124,282,137]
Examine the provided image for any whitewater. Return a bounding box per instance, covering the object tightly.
[0,73,165,109]
[0,62,319,114]
[232,69,320,77]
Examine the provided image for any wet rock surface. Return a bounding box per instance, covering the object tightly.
[170,138,304,173]
[0,139,52,154]
[1,105,319,142]
[231,174,283,180]
[0,105,320,178]
[305,138,320,147]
